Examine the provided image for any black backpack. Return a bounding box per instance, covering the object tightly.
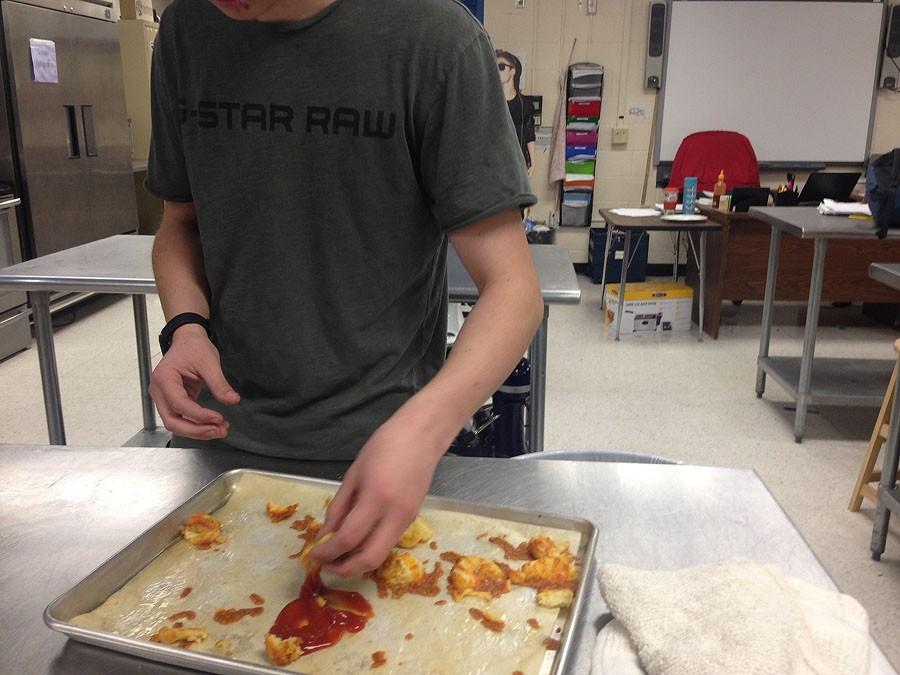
[867,149,900,239]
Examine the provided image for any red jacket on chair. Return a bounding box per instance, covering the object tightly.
[667,131,760,193]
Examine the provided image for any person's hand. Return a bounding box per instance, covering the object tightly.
[310,416,444,577]
[527,164,534,177]
[149,324,240,440]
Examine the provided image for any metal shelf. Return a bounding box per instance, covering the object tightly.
[759,356,892,406]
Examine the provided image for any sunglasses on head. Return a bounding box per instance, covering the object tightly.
[498,63,514,72]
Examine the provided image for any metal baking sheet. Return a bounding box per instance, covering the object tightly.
[44,469,597,674]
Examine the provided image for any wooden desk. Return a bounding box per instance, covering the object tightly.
[598,209,723,341]
[685,205,900,339]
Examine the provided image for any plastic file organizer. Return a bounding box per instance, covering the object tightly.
[561,63,603,226]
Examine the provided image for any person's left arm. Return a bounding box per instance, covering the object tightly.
[312,207,542,576]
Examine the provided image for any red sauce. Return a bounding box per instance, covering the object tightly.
[439,551,462,565]
[476,532,489,540]
[371,650,387,668]
[214,607,264,624]
[543,638,561,651]
[429,541,438,550]
[468,608,505,632]
[404,633,413,640]
[172,621,183,629]
[513,671,524,675]
[250,593,265,605]
[434,599,447,606]
[290,515,322,543]
[168,611,196,622]
[269,569,373,657]
[527,618,540,630]
[488,536,532,561]
[180,587,193,598]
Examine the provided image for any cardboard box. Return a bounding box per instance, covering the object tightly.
[604,282,693,334]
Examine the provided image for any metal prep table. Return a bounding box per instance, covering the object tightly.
[596,209,724,341]
[0,235,580,452]
[750,207,899,442]
[868,263,900,561]
[0,444,894,674]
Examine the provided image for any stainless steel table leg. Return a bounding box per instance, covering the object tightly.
[794,238,828,443]
[599,225,614,310]
[871,366,900,560]
[132,295,156,431]
[30,291,66,445]
[698,231,707,342]
[527,305,549,453]
[672,231,680,281]
[614,231,632,342]
[756,227,782,398]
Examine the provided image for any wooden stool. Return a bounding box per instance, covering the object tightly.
[849,338,900,511]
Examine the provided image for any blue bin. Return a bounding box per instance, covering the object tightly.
[587,227,648,284]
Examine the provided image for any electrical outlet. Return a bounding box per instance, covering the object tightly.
[515,0,525,7]
[612,127,629,145]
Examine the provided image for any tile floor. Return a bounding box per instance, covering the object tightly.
[1,278,898,667]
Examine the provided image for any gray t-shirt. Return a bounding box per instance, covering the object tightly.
[147,0,536,459]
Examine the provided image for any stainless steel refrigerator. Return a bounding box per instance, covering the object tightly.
[0,0,138,261]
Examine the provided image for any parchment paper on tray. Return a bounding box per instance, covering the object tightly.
[70,472,584,674]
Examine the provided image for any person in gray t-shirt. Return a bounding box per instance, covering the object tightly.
[147,0,542,576]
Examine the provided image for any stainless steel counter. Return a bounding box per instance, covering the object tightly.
[750,206,900,240]
[749,208,895,441]
[0,235,579,451]
[869,263,900,292]
[0,445,893,674]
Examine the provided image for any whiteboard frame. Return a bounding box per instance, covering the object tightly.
[653,0,887,168]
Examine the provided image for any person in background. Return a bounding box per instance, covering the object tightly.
[496,49,536,176]
[147,0,543,577]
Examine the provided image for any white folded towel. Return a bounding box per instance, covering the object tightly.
[817,199,871,216]
[593,558,870,675]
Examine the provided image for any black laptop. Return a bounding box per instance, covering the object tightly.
[797,172,861,206]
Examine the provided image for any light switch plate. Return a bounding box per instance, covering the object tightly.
[612,127,629,145]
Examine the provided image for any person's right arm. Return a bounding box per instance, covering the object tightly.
[149,201,240,440]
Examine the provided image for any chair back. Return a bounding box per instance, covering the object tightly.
[668,130,760,193]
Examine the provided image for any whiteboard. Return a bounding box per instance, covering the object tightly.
[657,1,885,164]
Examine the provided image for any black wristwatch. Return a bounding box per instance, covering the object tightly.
[159,312,214,355]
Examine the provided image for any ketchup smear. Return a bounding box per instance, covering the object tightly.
[269,569,373,656]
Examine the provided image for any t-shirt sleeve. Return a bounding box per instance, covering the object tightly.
[144,26,192,203]
[419,33,537,233]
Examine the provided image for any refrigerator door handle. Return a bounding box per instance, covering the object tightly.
[64,105,80,158]
[81,104,98,157]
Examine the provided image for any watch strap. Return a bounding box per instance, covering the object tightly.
[159,312,213,354]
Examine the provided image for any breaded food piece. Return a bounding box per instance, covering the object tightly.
[180,513,223,548]
[378,551,425,586]
[396,516,432,549]
[510,553,578,589]
[214,639,233,657]
[527,535,569,559]
[448,556,511,602]
[298,532,334,571]
[150,626,207,645]
[265,633,303,666]
[536,588,574,608]
[368,551,442,599]
[266,501,299,522]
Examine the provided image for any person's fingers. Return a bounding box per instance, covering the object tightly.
[155,368,225,424]
[310,498,381,565]
[324,516,402,577]
[196,357,240,406]
[321,471,358,536]
[152,389,228,439]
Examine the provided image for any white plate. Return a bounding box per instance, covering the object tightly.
[661,214,708,222]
